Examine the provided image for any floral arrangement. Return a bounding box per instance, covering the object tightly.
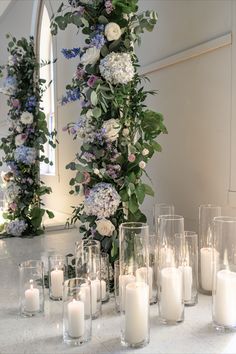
[0,36,56,236]
[51,0,167,260]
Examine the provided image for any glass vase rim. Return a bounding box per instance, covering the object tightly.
[48,254,65,260]
[159,214,184,220]
[213,216,236,223]
[64,277,91,289]
[19,259,43,268]
[155,202,175,207]
[199,204,221,209]
[175,231,198,238]
[119,222,149,230]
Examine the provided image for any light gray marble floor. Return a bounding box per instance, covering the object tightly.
[0,229,236,354]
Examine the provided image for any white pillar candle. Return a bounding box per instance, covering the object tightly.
[125,282,149,345]
[101,280,106,300]
[50,268,64,298]
[160,267,183,321]
[68,299,85,338]
[200,247,219,291]
[136,267,153,300]
[214,270,236,326]
[179,265,193,302]
[90,280,98,315]
[119,274,135,311]
[25,283,40,312]
[80,285,90,317]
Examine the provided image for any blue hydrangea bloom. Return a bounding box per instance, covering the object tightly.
[61,87,81,105]
[61,48,81,59]
[14,146,37,165]
[6,219,27,236]
[25,96,37,111]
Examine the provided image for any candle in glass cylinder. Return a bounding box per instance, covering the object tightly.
[160,246,175,267]
[25,281,40,312]
[68,299,85,338]
[214,269,236,326]
[50,268,64,298]
[90,280,98,315]
[160,267,183,321]
[136,267,153,300]
[179,265,193,302]
[125,282,149,345]
[119,274,135,311]
[200,247,218,291]
[95,279,106,301]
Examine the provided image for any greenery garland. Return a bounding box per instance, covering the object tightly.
[51,0,167,260]
[0,35,57,237]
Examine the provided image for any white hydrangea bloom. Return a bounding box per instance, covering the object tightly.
[99,52,135,85]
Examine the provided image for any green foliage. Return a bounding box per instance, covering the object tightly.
[51,0,166,260]
[0,35,57,237]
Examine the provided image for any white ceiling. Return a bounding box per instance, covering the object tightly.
[0,0,12,18]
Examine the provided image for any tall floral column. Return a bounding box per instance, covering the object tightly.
[0,36,56,237]
[51,0,167,260]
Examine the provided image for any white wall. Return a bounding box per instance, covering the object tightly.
[0,0,235,231]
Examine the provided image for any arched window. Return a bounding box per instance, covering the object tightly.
[39,4,56,175]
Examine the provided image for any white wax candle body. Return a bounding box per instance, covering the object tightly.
[80,285,90,316]
[50,269,64,298]
[68,299,85,338]
[160,267,183,321]
[214,269,236,327]
[136,267,153,300]
[125,282,149,345]
[91,280,98,315]
[179,265,193,302]
[200,247,219,291]
[119,275,135,311]
[96,279,107,301]
[25,286,40,312]
[160,247,175,267]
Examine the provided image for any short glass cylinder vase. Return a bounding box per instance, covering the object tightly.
[63,278,92,345]
[199,204,221,295]
[100,253,109,303]
[158,215,185,324]
[19,260,44,317]
[175,231,198,306]
[119,222,150,348]
[212,217,236,331]
[49,254,66,301]
[75,239,102,319]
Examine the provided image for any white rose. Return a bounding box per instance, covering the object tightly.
[102,119,121,142]
[142,148,149,156]
[81,47,100,66]
[105,22,122,41]
[96,219,115,236]
[15,134,26,146]
[122,128,129,137]
[139,161,146,169]
[20,111,33,125]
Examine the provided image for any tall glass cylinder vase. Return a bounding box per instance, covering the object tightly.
[119,222,149,348]
[63,278,92,345]
[75,239,101,319]
[199,204,221,294]
[212,217,236,331]
[158,215,184,324]
[154,203,175,235]
[148,234,158,304]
